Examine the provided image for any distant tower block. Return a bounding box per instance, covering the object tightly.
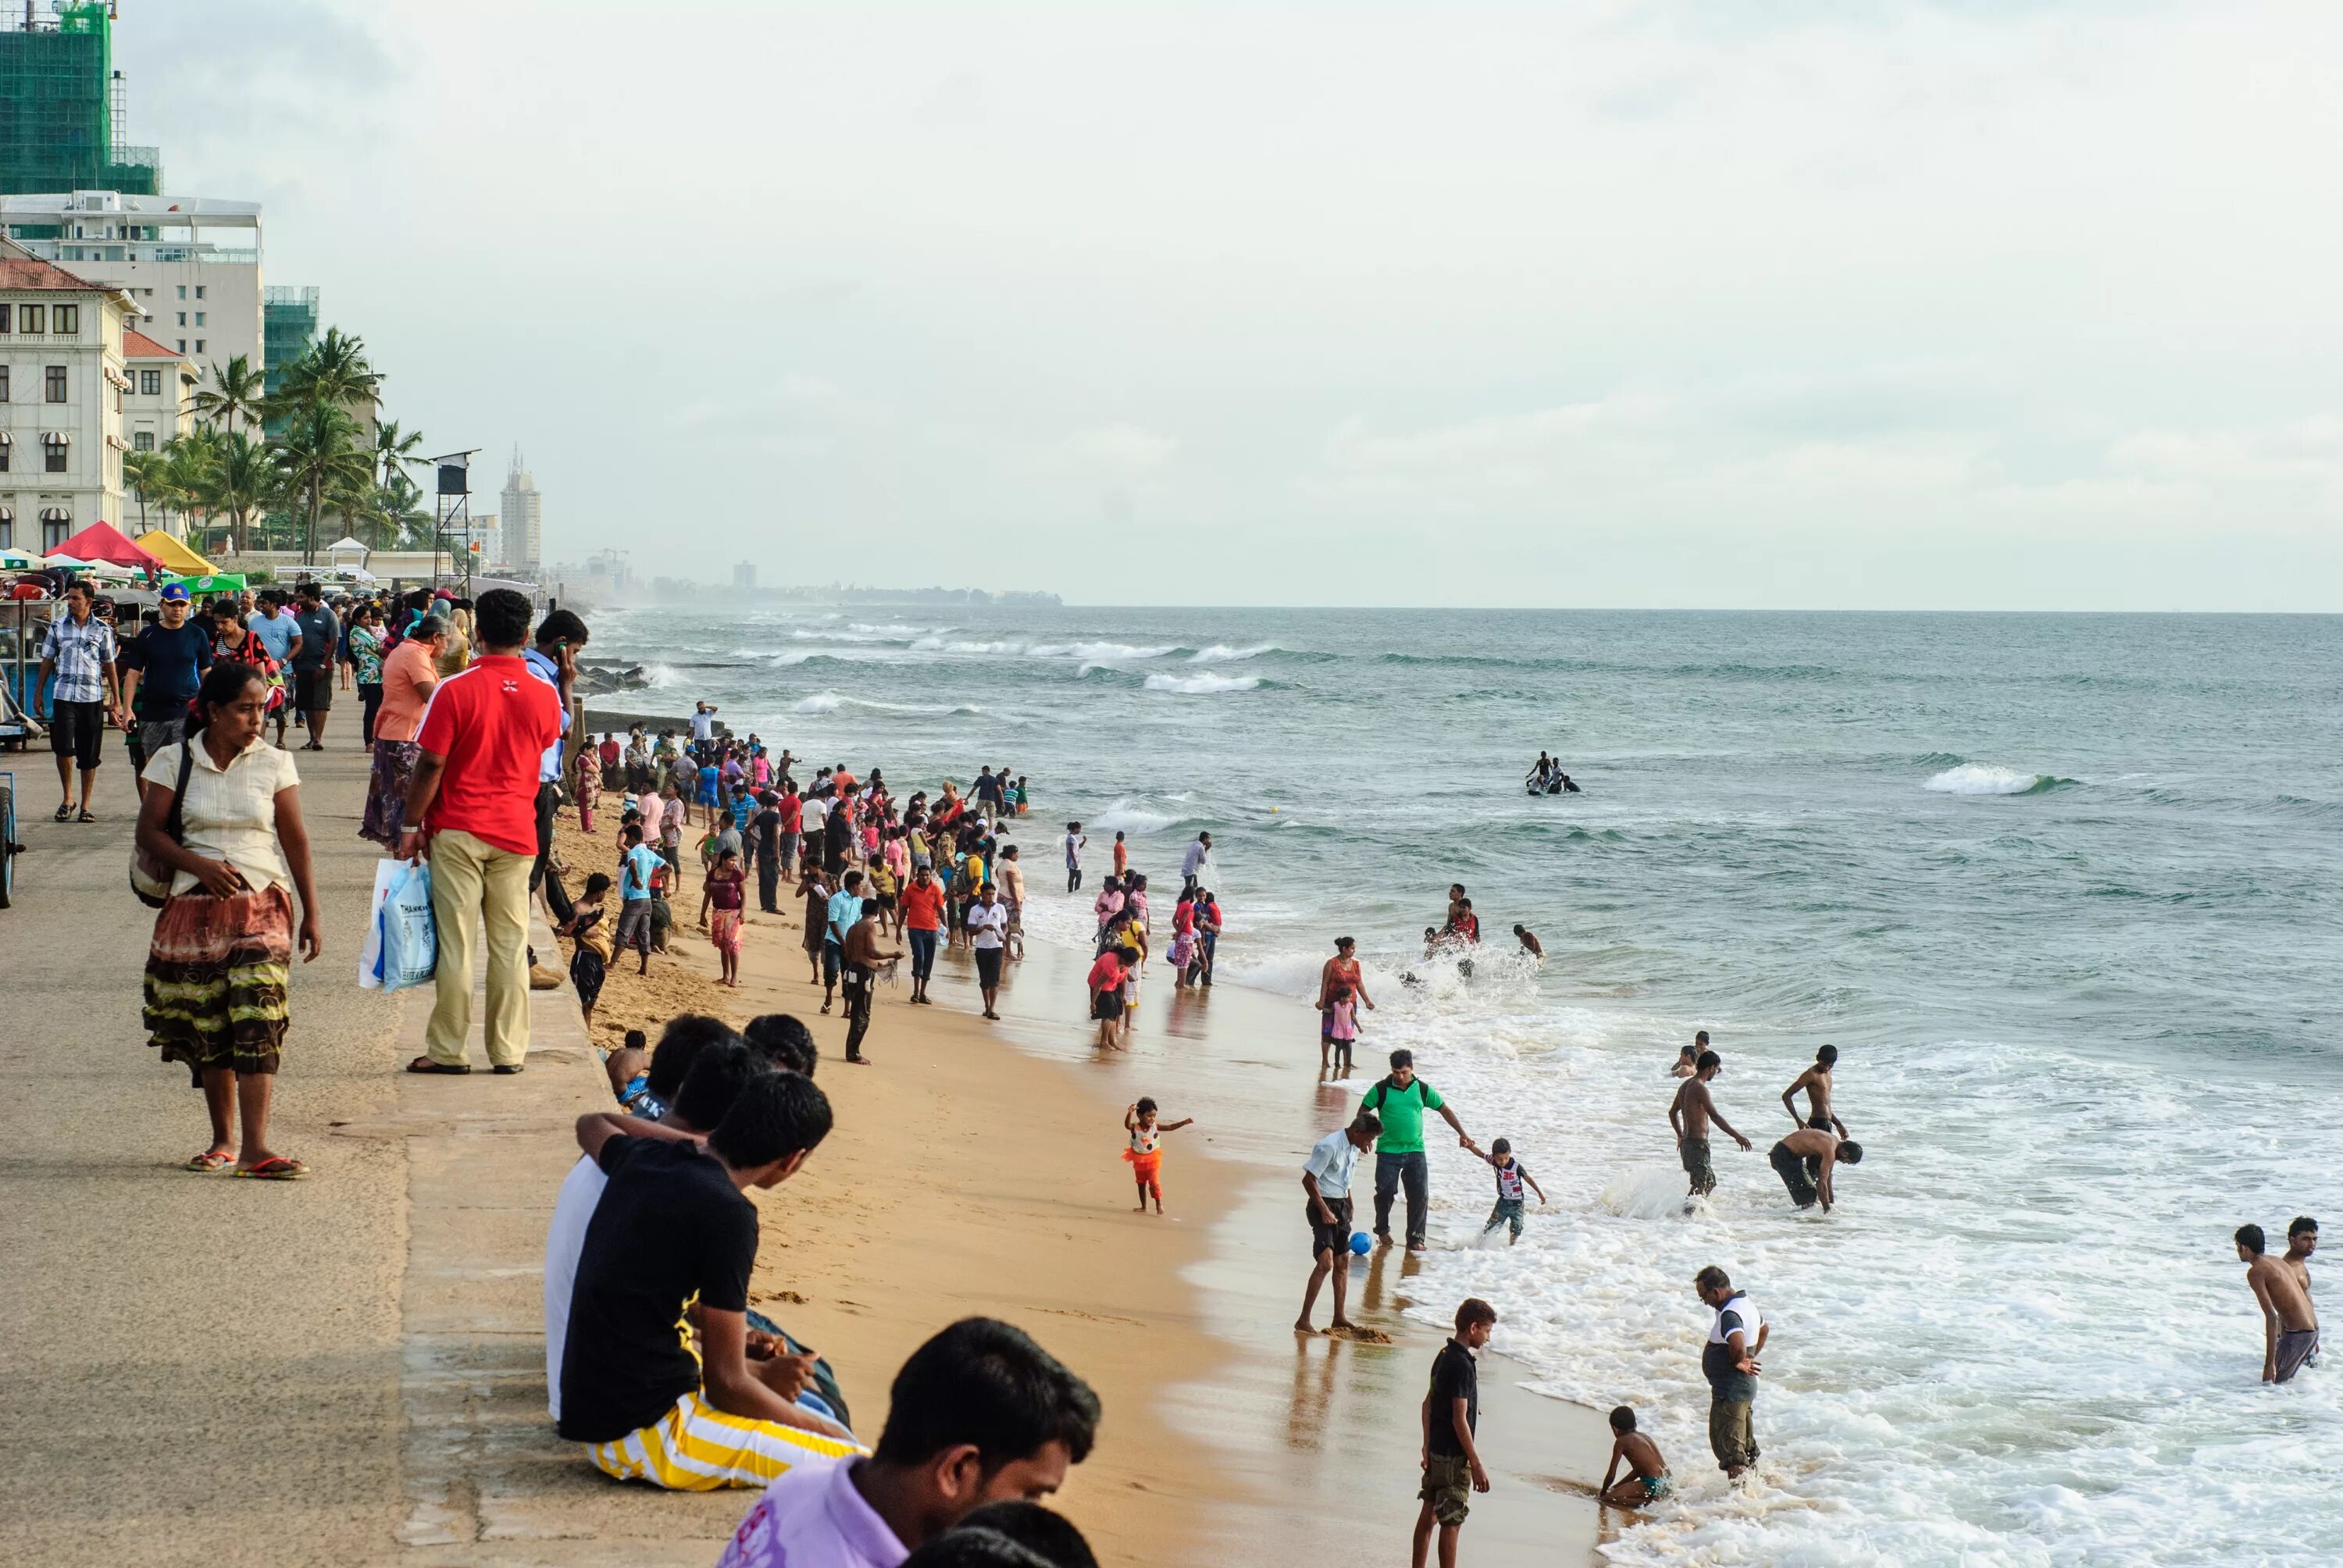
[733,561,756,590]
[500,446,543,574]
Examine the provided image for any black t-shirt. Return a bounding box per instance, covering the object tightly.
[751,807,782,856]
[556,1135,760,1443]
[1425,1338,1479,1457]
[127,622,214,718]
[974,774,1003,804]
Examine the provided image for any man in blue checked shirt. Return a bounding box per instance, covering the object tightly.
[38,579,121,822]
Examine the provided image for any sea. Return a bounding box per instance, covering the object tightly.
[583,604,2341,1566]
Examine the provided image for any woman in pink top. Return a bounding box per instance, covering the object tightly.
[359,619,445,846]
[1093,876,1125,940]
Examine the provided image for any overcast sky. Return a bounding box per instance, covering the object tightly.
[127,2,2343,608]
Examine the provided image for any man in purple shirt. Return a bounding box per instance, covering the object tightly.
[718,1318,1100,1568]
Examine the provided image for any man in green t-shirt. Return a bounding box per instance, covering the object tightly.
[1360,1049,1481,1252]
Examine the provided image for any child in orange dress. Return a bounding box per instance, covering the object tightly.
[1122,1097,1195,1214]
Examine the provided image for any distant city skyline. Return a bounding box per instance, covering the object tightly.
[117,2,2343,610]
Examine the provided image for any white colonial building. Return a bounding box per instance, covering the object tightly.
[0,243,134,554]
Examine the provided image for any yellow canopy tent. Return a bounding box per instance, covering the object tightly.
[134,530,218,576]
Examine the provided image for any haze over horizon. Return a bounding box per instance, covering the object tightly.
[127,2,2343,611]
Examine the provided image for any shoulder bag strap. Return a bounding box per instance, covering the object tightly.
[166,736,194,845]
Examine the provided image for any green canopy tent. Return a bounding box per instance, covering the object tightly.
[163,572,248,595]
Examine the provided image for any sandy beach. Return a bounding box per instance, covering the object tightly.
[555,808,1608,1564]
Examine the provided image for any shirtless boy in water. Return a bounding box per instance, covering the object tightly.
[2238,1220,2320,1383]
[1767,1125,1862,1213]
[1781,1044,1847,1136]
[1668,1051,1750,1199]
[1597,1405,1672,1509]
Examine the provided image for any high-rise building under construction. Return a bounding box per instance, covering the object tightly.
[0,2,161,196]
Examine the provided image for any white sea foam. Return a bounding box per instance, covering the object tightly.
[793,625,925,645]
[1924,764,2045,795]
[791,690,979,718]
[909,637,1026,656]
[1189,643,1276,663]
[1089,796,1176,835]
[1028,640,1178,661]
[1144,672,1260,694]
[640,661,680,688]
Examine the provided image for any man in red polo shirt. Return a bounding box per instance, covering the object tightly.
[397,588,563,1074]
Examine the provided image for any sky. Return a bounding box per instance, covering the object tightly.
[123,1,2343,609]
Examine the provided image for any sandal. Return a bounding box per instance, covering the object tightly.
[405,1056,471,1074]
[75,808,95,823]
[53,802,70,821]
[233,1156,308,1181]
[184,1149,235,1172]
[492,1064,525,1075]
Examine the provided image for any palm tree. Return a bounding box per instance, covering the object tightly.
[273,402,371,565]
[377,468,433,549]
[375,418,424,488]
[161,428,220,551]
[269,328,381,424]
[123,448,169,533]
[210,432,276,558]
[192,353,267,436]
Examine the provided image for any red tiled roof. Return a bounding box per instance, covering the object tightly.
[0,254,110,293]
[123,327,183,359]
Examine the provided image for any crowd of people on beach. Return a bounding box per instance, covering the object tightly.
[58,570,2313,1566]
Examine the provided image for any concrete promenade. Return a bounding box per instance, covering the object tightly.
[0,711,738,1565]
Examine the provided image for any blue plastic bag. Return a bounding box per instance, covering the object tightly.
[380,859,438,992]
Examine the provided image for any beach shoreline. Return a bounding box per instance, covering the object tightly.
[555,810,1606,1563]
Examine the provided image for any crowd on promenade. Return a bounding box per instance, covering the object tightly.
[76,573,2316,1566]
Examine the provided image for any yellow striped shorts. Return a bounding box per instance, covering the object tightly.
[583,1391,865,1491]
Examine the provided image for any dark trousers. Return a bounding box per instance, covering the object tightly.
[1200,931,1217,985]
[843,968,874,1060]
[358,682,383,746]
[758,858,780,912]
[1068,865,1082,892]
[531,782,576,925]
[908,928,938,984]
[1373,1150,1430,1246]
[1771,1142,1819,1208]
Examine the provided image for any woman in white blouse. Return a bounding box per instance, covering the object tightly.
[135,660,323,1180]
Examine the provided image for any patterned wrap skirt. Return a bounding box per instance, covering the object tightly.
[360,739,422,846]
[144,884,294,1076]
[710,908,744,957]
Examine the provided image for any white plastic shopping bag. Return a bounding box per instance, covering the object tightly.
[380,859,439,992]
[358,857,404,989]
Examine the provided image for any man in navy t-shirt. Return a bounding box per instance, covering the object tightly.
[119,583,212,800]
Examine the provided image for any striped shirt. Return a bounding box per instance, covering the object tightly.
[40,611,116,703]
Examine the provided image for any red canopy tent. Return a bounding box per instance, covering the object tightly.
[51,520,163,572]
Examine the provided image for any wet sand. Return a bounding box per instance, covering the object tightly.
[558,814,1607,1563]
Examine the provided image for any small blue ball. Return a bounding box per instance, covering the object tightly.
[1350,1231,1371,1255]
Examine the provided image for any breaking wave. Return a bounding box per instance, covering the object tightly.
[1923,764,2076,796]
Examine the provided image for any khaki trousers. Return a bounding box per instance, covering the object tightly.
[424,828,533,1068]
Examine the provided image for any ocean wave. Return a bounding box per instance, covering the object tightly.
[1028,640,1179,661]
[1187,643,1278,663]
[1922,764,2076,796]
[792,626,922,645]
[792,690,982,718]
[1144,672,1261,694]
[1088,796,1178,835]
[911,636,1025,655]
[640,661,680,688]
